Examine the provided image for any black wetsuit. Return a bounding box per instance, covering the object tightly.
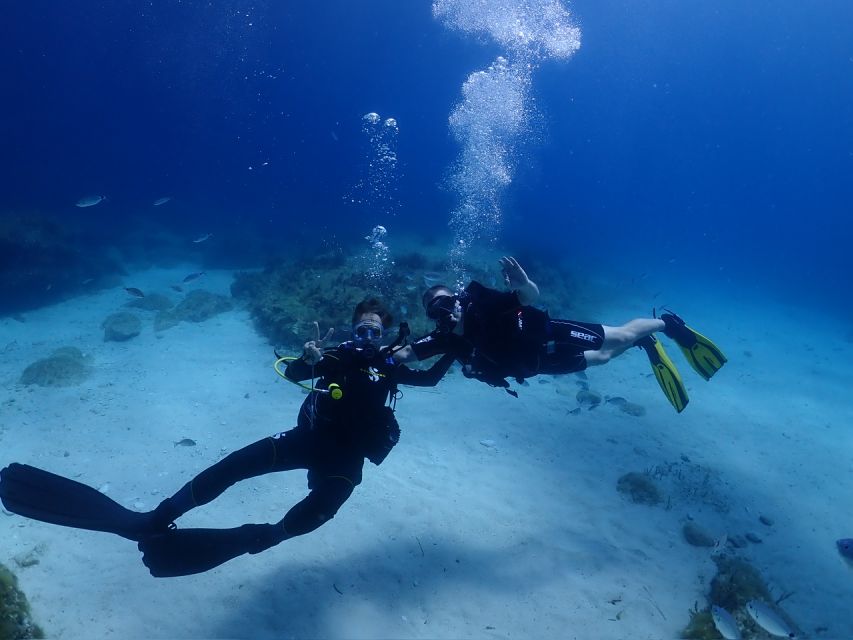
[412,281,604,388]
[168,343,454,547]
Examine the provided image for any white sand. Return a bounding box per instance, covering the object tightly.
[1,265,851,638]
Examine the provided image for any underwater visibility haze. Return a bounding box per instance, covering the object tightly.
[2,0,851,302]
[1,0,853,638]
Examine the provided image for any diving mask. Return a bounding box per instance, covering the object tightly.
[353,320,383,345]
[426,294,460,333]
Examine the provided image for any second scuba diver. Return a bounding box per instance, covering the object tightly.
[394,256,727,412]
[0,298,455,577]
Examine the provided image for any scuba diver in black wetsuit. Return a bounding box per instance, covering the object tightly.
[0,298,455,577]
[393,256,727,412]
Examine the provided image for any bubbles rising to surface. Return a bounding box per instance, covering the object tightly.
[351,115,400,296]
[432,0,580,60]
[356,111,400,219]
[364,226,392,296]
[446,55,533,279]
[433,0,580,280]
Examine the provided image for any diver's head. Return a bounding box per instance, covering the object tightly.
[422,285,454,310]
[422,285,461,333]
[351,298,392,349]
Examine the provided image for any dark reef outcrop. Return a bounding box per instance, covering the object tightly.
[0,213,122,315]
[153,289,234,331]
[231,251,448,350]
[230,249,583,351]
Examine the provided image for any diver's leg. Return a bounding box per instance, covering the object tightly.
[539,320,606,374]
[279,448,364,538]
[152,429,309,528]
[279,475,357,538]
[584,318,665,366]
[139,476,359,577]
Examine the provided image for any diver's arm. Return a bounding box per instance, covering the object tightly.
[391,344,418,364]
[394,331,461,364]
[285,323,336,380]
[283,347,336,382]
[283,356,316,382]
[515,280,539,306]
[395,352,456,387]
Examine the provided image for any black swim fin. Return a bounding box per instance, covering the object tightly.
[0,463,162,542]
[139,523,286,577]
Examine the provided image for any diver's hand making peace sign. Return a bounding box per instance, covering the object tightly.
[302,321,334,365]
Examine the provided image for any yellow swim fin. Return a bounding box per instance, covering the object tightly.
[636,335,689,413]
[660,312,727,381]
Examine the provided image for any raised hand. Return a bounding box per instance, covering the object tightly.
[499,256,531,289]
[302,321,334,365]
[498,256,540,304]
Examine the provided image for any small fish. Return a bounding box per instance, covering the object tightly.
[192,233,213,244]
[170,284,184,293]
[576,390,602,410]
[620,402,646,417]
[124,287,145,298]
[76,195,106,208]
[182,271,205,283]
[711,605,741,640]
[745,600,796,638]
[153,196,172,206]
[566,407,581,416]
[605,396,628,407]
[174,438,197,447]
[837,538,853,567]
[81,278,94,285]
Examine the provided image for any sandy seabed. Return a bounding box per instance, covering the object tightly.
[1,265,851,639]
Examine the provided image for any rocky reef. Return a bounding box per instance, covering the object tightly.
[102,312,142,341]
[0,562,44,640]
[20,347,92,387]
[230,248,581,351]
[231,250,451,350]
[153,289,234,332]
[681,555,801,639]
[616,471,662,506]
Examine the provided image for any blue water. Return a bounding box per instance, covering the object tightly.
[2,2,853,636]
[3,0,852,313]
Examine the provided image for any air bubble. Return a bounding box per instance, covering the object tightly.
[433,0,580,278]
